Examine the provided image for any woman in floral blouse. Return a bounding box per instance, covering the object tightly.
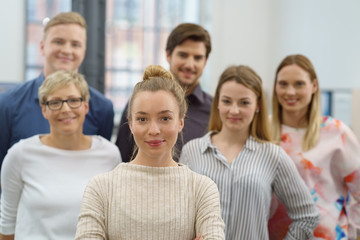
[268,54,360,240]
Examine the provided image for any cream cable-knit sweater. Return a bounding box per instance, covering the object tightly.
[75,163,225,240]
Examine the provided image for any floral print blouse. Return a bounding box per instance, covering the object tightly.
[268,116,360,240]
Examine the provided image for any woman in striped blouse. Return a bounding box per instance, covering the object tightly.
[75,65,225,240]
[180,65,319,239]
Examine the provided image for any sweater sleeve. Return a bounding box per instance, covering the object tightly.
[273,148,320,240]
[194,175,225,240]
[0,144,24,235]
[75,175,108,240]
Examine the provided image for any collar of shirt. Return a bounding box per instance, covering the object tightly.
[33,72,45,102]
[188,84,206,104]
[200,131,258,154]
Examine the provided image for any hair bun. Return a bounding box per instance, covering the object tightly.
[143,65,174,81]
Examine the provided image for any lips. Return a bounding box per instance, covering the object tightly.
[58,116,76,124]
[180,67,196,78]
[285,99,298,106]
[227,117,241,122]
[182,71,194,78]
[58,56,73,62]
[146,140,165,147]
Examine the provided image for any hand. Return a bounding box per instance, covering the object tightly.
[194,233,204,240]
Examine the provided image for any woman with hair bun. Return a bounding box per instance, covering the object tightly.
[75,65,225,240]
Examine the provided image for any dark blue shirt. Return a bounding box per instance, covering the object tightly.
[115,84,213,162]
[0,73,114,167]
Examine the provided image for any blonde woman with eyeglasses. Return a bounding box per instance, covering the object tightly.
[0,70,121,240]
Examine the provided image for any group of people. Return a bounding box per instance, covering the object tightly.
[0,11,359,240]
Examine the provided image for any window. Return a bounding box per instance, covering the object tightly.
[25,0,71,80]
[105,0,212,122]
[25,0,213,123]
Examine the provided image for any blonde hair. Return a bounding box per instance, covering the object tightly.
[38,70,90,105]
[209,65,271,142]
[271,54,322,151]
[128,65,188,159]
[43,12,87,39]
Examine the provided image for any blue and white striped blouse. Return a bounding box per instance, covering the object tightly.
[180,132,319,240]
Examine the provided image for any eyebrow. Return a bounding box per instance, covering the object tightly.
[177,51,205,57]
[47,94,82,99]
[221,95,251,100]
[135,110,174,115]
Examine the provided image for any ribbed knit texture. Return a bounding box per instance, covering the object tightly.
[75,163,225,239]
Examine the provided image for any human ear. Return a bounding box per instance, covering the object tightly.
[166,50,171,64]
[128,119,134,134]
[84,101,89,115]
[41,104,49,120]
[312,78,318,94]
[40,40,45,56]
[178,115,185,132]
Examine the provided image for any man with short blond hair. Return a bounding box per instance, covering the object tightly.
[0,12,114,166]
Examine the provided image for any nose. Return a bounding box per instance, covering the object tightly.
[183,57,195,70]
[230,103,240,114]
[60,101,72,111]
[148,121,160,135]
[285,86,296,95]
[60,42,71,54]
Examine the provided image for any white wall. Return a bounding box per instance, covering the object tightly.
[209,0,360,136]
[209,0,276,96]
[0,1,25,83]
[3,1,359,89]
[209,0,360,92]
[1,1,360,135]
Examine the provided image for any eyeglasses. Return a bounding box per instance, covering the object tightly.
[45,97,84,111]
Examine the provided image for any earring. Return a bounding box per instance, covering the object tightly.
[256,109,259,113]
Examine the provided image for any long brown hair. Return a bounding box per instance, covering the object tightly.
[208,65,271,142]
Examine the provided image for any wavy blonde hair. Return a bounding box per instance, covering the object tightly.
[271,54,322,151]
[209,65,271,142]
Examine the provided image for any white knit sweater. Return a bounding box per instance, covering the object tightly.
[75,163,225,240]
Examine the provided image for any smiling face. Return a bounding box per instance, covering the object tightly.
[275,64,318,118]
[166,39,207,91]
[218,80,258,135]
[41,23,86,77]
[129,90,184,162]
[41,83,89,136]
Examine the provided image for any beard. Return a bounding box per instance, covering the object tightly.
[173,73,199,95]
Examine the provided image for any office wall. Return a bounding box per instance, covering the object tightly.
[209,0,360,136]
[1,1,359,136]
[209,0,360,91]
[209,0,276,95]
[0,1,25,83]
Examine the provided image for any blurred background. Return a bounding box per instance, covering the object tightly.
[1,0,359,139]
